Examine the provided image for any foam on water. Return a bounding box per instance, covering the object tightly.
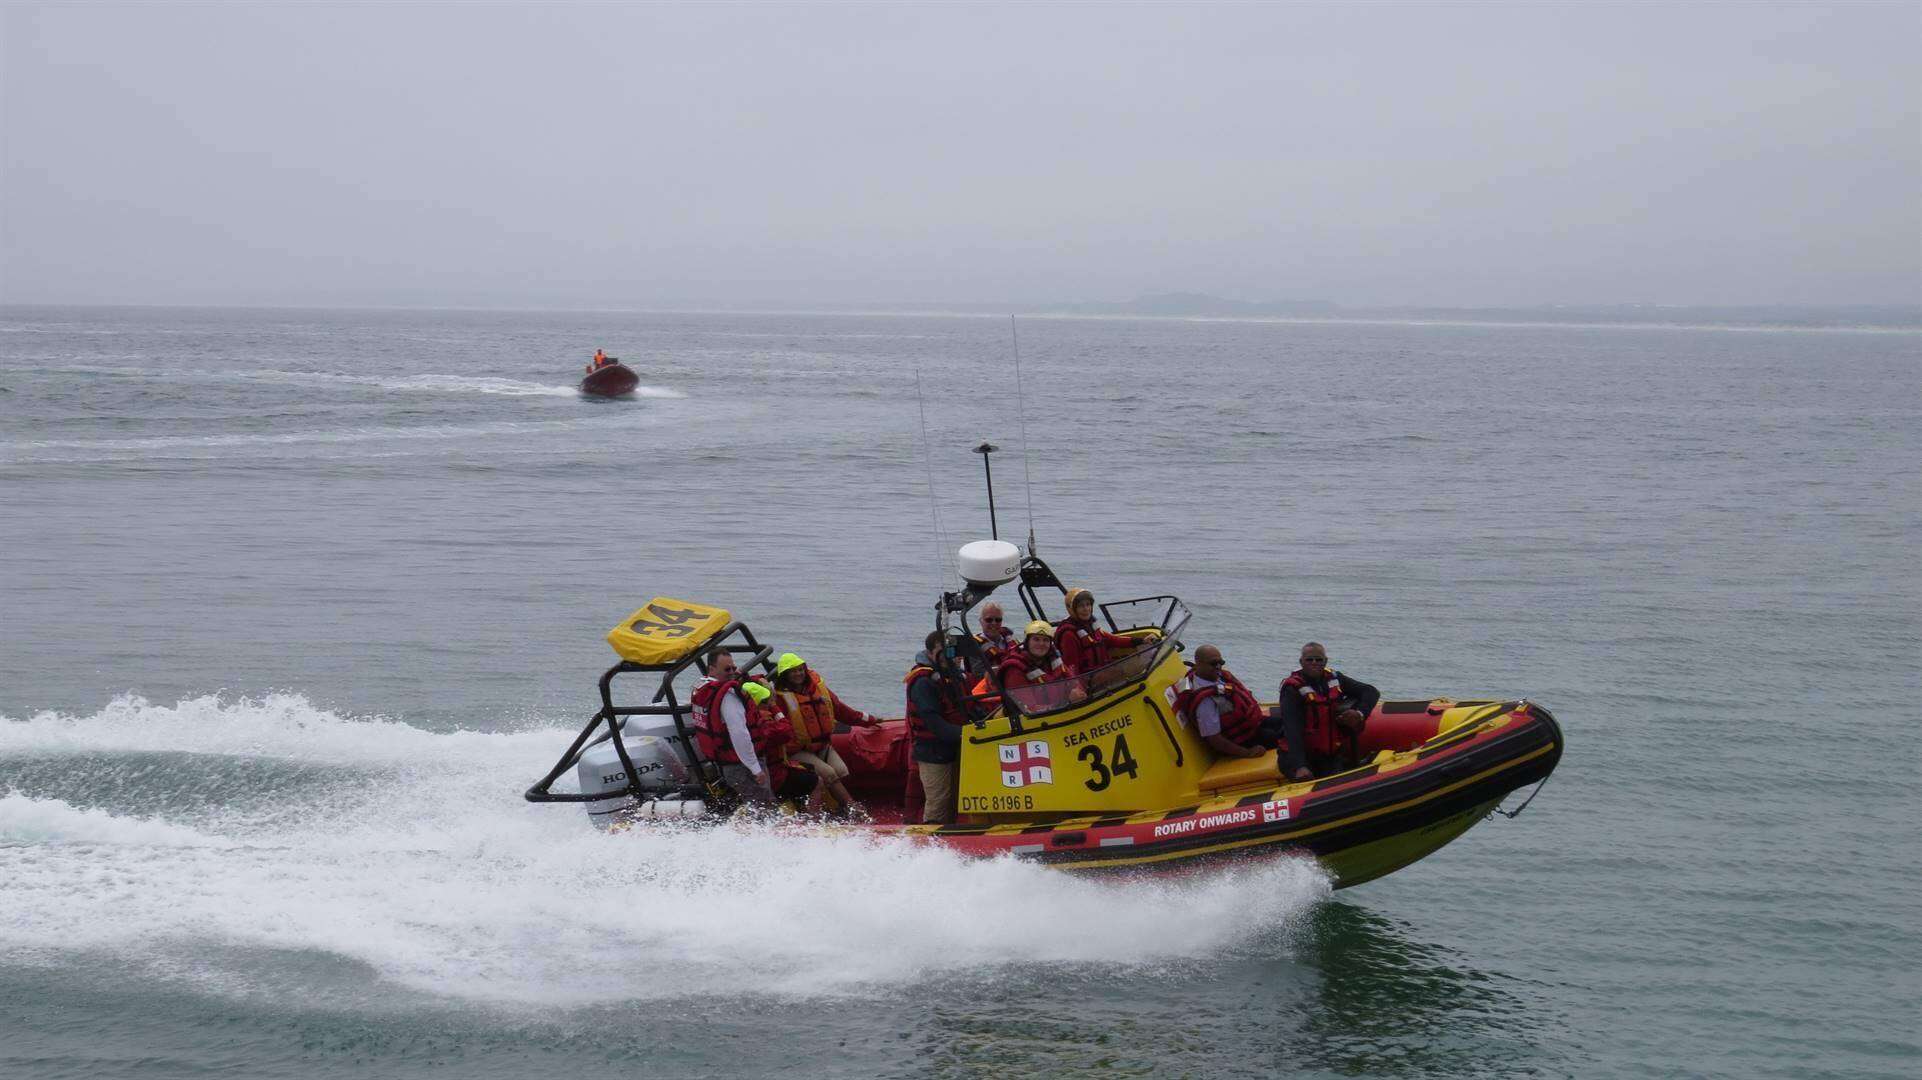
[0,694,1331,1006]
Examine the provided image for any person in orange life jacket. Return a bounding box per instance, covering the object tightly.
[690,650,815,809]
[1276,642,1381,780]
[772,651,879,815]
[1055,588,1139,674]
[585,348,607,375]
[997,620,1074,692]
[906,630,972,824]
[1175,644,1282,759]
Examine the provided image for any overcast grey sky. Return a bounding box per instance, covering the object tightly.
[3,1,1917,309]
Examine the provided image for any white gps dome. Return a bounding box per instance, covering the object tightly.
[956,540,1021,588]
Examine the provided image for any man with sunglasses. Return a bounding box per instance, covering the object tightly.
[1174,644,1281,759]
[973,603,1018,666]
[1276,643,1380,781]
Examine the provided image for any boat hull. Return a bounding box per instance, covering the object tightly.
[878,701,1562,886]
[580,363,639,397]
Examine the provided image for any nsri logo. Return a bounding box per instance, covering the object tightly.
[1261,798,1290,823]
[999,741,1053,788]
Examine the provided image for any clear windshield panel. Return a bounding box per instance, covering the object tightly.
[1100,596,1177,634]
[1002,644,1163,718]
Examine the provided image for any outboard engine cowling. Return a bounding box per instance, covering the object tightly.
[574,715,694,826]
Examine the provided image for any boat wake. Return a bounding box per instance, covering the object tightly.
[0,694,1331,1006]
[30,365,687,400]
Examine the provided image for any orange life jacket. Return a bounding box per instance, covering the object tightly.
[1174,667,1264,745]
[777,669,842,753]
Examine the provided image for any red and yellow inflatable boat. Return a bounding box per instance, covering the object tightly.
[527,568,1562,889]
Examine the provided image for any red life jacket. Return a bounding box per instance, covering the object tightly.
[974,626,1018,665]
[904,664,970,743]
[691,676,785,766]
[1056,616,1128,671]
[1281,670,1351,757]
[997,646,1068,691]
[1174,667,1264,745]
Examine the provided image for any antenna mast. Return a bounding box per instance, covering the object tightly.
[973,442,1000,539]
[1009,315,1038,554]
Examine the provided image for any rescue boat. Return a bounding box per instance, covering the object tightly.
[580,358,639,397]
[524,544,1563,888]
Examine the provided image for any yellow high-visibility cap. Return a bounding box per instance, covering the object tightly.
[740,682,772,704]
[775,652,806,676]
[1025,620,1055,639]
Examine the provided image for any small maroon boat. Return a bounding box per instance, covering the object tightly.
[580,358,639,398]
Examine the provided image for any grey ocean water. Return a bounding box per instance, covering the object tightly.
[1,307,1917,1079]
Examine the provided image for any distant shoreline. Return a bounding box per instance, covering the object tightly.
[4,300,1918,333]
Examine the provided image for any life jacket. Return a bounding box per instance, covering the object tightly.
[904,664,970,744]
[1174,667,1264,745]
[1281,670,1351,758]
[1056,616,1123,670]
[691,675,787,767]
[998,646,1068,690]
[974,626,1018,665]
[776,669,841,753]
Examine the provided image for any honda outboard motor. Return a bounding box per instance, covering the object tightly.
[574,714,696,826]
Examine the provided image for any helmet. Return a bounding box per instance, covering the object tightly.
[1025,620,1054,639]
[1064,588,1094,612]
[774,652,806,676]
[740,682,772,704]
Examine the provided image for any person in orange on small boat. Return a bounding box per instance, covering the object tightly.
[997,620,1073,692]
[771,651,879,816]
[1054,588,1140,674]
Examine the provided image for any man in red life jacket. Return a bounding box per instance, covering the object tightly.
[1055,588,1139,674]
[905,630,971,824]
[1276,641,1381,780]
[973,603,1018,667]
[690,650,815,809]
[1174,645,1281,759]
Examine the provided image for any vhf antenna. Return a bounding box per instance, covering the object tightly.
[973,441,999,540]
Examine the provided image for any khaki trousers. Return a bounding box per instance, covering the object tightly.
[917,760,959,824]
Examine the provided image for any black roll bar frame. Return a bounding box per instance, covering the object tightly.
[523,621,775,805]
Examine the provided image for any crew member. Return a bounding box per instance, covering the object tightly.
[691,650,812,809]
[1174,645,1279,759]
[906,630,971,824]
[1055,588,1139,673]
[1276,642,1381,780]
[973,603,1018,666]
[586,348,608,375]
[772,651,880,816]
[998,621,1073,692]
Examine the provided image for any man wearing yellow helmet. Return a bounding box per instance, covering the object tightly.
[772,651,880,816]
